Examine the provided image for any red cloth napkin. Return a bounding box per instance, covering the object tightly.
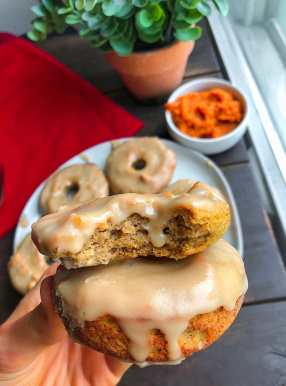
[0,33,144,239]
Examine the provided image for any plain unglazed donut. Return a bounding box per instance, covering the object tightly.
[40,163,109,215]
[8,233,49,295]
[105,137,176,194]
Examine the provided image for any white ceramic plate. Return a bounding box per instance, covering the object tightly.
[13,138,243,257]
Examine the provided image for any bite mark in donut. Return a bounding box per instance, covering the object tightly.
[32,182,230,268]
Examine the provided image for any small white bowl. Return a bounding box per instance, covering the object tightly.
[165,78,249,155]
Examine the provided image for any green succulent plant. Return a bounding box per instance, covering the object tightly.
[28,0,228,56]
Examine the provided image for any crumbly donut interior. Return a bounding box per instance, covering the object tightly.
[56,209,229,268]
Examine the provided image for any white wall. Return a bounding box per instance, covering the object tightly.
[0,0,36,35]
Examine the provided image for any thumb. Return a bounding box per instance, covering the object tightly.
[0,274,66,371]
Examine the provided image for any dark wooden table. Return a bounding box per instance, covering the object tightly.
[1,19,286,385]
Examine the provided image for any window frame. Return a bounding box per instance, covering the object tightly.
[208,6,286,250]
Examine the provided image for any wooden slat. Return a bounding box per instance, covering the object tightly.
[222,163,286,303]
[118,301,286,386]
[34,33,124,94]
[185,19,221,78]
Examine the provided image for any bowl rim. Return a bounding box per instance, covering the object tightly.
[165,77,249,144]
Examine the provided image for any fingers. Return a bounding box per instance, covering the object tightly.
[0,266,66,370]
[8,263,60,322]
[105,355,132,380]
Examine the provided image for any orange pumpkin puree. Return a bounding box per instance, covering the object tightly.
[165,88,243,139]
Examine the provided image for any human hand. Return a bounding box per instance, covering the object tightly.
[0,264,131,385]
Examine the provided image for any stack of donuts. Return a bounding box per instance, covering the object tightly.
[9,136,247,365]
[30,170,247,366]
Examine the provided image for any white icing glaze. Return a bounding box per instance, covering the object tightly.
[9,233,49,295]
[161,179,226,203]
[105,137,176,194]
[32,183,228,257]
[40,163,109,215]
[54,240,248,364]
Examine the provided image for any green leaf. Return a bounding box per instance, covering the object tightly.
[82,12,96,21]
[153,12,165,27]
[100,21,119,37]
[42,0,55,12]
[79,27,91,35]
[31,5,48,16]
[58,7,73,14]
[120,8,135,19]
[90,37,109,47]
[102,0,113,9]
[99,41,113,52]
[114,0,128,5]
[33,20,48,33]
[115,4,134,17]
[196,1,211,16]
[173,20,190,30]
[212,0,228,16]
[81,30,100,39]
[179,0,197,10]
[85,0,97,11]
[75,0,85,10]
[137,10,152,28]
[55,25,68,33]
[190,0,201,5]
[138,29,161,42]
[132,0,149,8]
[142,24,161,35]
[149,4,162,20]
[174,25,202,41]
[102,2,122,16]
[122,19,133,39]
[176,8,203,24]
[64,0,74,8]
[27,30,42,41]
[117,18,129,34]
[110,38,133,55]
[88,17,105,29]
[65,14,82,24]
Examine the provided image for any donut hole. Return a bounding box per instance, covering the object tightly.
[65,183,80,201]
[132,159,146,170]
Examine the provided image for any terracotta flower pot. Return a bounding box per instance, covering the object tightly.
[105,40,195,104]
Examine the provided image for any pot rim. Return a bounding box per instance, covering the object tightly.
[106,39,194,58]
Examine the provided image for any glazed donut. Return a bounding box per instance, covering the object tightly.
[53,240,248,366]
[8,233,49,295]
[40,163,109,215]
[32,182,230,268]
[161,179,227,203]
[105,137,176,194]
